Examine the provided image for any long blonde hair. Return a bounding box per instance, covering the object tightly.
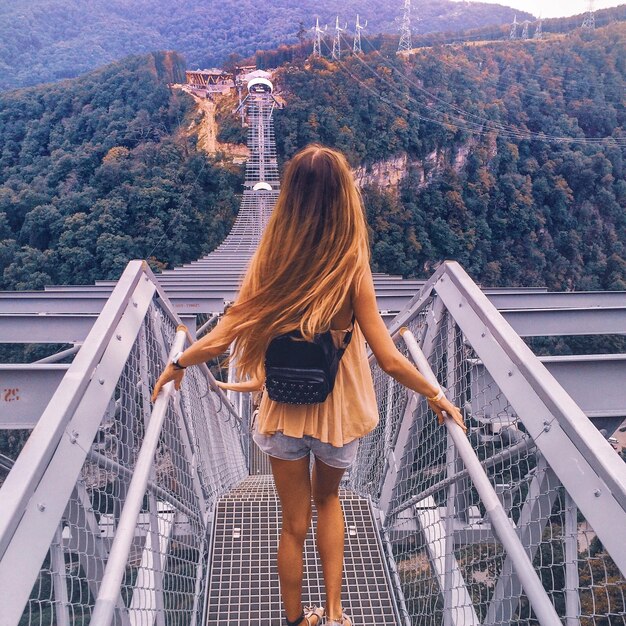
[225,144,370,381]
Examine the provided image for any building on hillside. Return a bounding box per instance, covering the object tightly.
[185,68,235,96]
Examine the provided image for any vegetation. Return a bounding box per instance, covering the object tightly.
[272,22,626,290]
[0,51,241,289]
[400,4,626,51]
[1,24,625,293]
[0,0,530,91]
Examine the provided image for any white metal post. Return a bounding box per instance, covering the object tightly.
[564,492,581,626]
[137,324,166,626]
[50,525,71,626]
[90,328,187,626]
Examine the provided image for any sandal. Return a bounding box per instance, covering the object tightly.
[285,605,324,626]
[324,611,352,626]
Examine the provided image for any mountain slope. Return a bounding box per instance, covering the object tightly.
[0,52,241,288]
[1,25,624,292]
[271,22,626,289]
[0,0,531,91]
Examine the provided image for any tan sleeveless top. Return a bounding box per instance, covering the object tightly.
[255,322,380,447]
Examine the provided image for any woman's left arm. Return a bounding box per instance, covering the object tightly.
[150,314,238,402]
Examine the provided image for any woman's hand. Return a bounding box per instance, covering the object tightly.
[151,363,185,403]
[213,377,264,393]
[428,395,467,433]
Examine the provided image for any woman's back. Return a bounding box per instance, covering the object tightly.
[256,281,379,448]
[256,322,378,447]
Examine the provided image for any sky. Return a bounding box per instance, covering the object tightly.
[452,0,624,18]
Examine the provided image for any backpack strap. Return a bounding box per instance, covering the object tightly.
[336,314,356,360]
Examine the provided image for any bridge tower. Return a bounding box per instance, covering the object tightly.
[353,15,367,55]
[398,0,412,53]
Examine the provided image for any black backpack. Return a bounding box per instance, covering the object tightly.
[264,316,355,405]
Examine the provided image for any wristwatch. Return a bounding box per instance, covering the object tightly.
[171,351,186,370]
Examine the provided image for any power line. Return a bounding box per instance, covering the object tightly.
[341,40,538,142]
[336,34,625,146]
[364,30,611,106]
[328,37,523,141]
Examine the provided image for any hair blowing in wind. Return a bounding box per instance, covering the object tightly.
[225,144,371,381]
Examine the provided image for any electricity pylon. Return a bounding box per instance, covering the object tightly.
[332,16,347,60]
[582,0,595,29]
[312,18,326,57]
[398,0,412,53]
[509,14,518,40]
[521,20,529,39]
[353,15,367,54]
[534,18,543,39]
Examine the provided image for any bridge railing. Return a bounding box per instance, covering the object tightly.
[0,260,247,626]
[350,261,626,626]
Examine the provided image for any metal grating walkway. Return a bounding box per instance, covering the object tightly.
[206,475,400,625]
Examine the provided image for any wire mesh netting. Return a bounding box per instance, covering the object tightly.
[14,297,247,626]
[348,295,626,626]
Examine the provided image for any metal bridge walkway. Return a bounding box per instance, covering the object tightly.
[207,475,398,626]
[1,69,626,626]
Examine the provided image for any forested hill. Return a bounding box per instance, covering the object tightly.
[0,26,625,292]
[266,22,626,290]
[0,0,531,91]
[0,52,242,288]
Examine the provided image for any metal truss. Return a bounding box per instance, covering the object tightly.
[351,261,626,626]
[0,260,247,626]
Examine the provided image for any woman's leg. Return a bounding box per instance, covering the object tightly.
[311,457,349,622]
[269,454,318,624]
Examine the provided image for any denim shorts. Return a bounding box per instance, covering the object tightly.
[252,428,359,469]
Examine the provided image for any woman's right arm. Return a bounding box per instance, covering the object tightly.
[353,266,466,432]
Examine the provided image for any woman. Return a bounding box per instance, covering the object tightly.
[151,144,466,626]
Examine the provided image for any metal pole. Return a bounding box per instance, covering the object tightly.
[401,328,563,626]
[387,435,535,520]
[90,328,187,626]
[564,492,581,626]
[443,316,458,626]
[86,449,201,523]
[138,325,166,626]
[196,313,220,338]
[376,508,412,626]
[50,525,71,626]
[35,344,81,363]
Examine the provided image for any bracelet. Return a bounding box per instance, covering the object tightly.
[171,351,186,370]
[427,389,444,402]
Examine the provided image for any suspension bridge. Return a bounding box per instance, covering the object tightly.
[0,72,625,626]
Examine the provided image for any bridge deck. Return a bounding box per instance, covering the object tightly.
[207,475,399,626]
